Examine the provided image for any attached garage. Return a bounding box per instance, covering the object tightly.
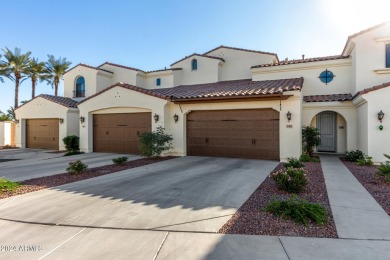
[26,119,60,150]
[187,109,280,160]
[93,113,151,154]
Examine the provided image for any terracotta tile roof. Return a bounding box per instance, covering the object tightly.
[147,68,182,73]
[204,45,279,60]
[39,95,79,108]
[65,63,113,74]
[252,55,350,69]
[352,82,390,99]
[16,94,79,110]
[342,22,388,55]
[304,94,353,103]
[78,82,170,104]
[170,53,225,66]
[154,77,304,101]
[98,62,145,73]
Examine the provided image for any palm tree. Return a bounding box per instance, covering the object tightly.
[1,47,31,108]
[0,110,11,121]
[45,55,71,96]
[0,54,8,83]
[26,58,48,99]
[7,106,15,120]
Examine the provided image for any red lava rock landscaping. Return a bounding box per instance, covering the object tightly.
[0,156,176,199]
[342,159,390,215]
[219,162,338,238]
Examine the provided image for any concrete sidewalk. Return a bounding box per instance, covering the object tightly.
[0,219,389,260]
[320,155,390,240]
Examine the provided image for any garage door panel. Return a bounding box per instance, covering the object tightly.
[187,109,279,160]
[93,113,151,154]
[26,119,59,150]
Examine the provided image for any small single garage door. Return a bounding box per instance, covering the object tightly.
[26,119,59,150]
[187,109,279,160]
[93,113,151,154]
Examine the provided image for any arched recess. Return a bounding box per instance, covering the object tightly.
[309,110,347,153]
[75,76,86,97]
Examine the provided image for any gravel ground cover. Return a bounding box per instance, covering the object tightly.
[219,162,337,238]
[342,159,390,215]
[0,156,176,199]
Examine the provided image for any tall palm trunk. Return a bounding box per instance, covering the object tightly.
[15,77,20,108]
[54,76,59,96]
[32,78,36,99]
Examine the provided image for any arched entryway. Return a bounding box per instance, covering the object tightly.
[310,111,347,153]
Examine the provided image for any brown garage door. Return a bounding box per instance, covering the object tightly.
[93,113,151,154]
[187,109,279,160]
[26,119,59,150]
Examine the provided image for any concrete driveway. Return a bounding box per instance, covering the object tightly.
[0,156,277,232]
[0,149,140,181]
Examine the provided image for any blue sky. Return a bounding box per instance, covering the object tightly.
[0,0,388,112]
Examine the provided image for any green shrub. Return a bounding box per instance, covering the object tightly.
[302,126,321,157]
[345,150,365,162]
[284,157,304,168]
[113,157,128,165]
[270,167,308,193]
[357,156,373,166]
[66,160,88,175]
[265,196,327,225]
[0,177,20,193]
[139,126,173,157]
[377,154,390,182]
[299,153,320,162]
[63,135,80,152]
[64,151,84,156]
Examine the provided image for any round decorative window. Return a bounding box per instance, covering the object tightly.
[319,69,334,84]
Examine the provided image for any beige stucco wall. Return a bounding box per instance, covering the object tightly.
[351,23,390,92]
[207,47,277,81]
[15,97,79,150]
[171,56,221,85]
[355,99,368,154]
[96,73,113,93]
[252,59,353,97]
[144,72,174,89]
[303,101,357,153]
[77,86,169,153]
[99,64,140,86]
[63,67,99,98]
[358,87,390,162]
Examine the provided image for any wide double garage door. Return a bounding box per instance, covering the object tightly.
[187,109,280,160]
[93,113,151,154]
[26,119,59,150]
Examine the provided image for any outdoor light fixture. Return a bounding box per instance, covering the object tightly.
[59,118,64,124]
[173,114,179,123]
[79,116,85,123]
[378,110,385,123]
[154,114,159,123]
[286,111,292,122]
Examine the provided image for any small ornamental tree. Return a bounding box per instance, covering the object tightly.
[302,126,321,157]
[139,126,173,157]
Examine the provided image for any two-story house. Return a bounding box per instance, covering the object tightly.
[15,22,390,162]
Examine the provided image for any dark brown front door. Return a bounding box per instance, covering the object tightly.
[26,119,59,150]
[187,109,279,160]
[93,113,151,154]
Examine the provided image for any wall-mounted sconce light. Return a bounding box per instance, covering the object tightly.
[79,116,85,123]
[59,118,64,124]
[378,110,385,123]
[154,114,159,123]
[173,114,179,123]
[286,111,292,122]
